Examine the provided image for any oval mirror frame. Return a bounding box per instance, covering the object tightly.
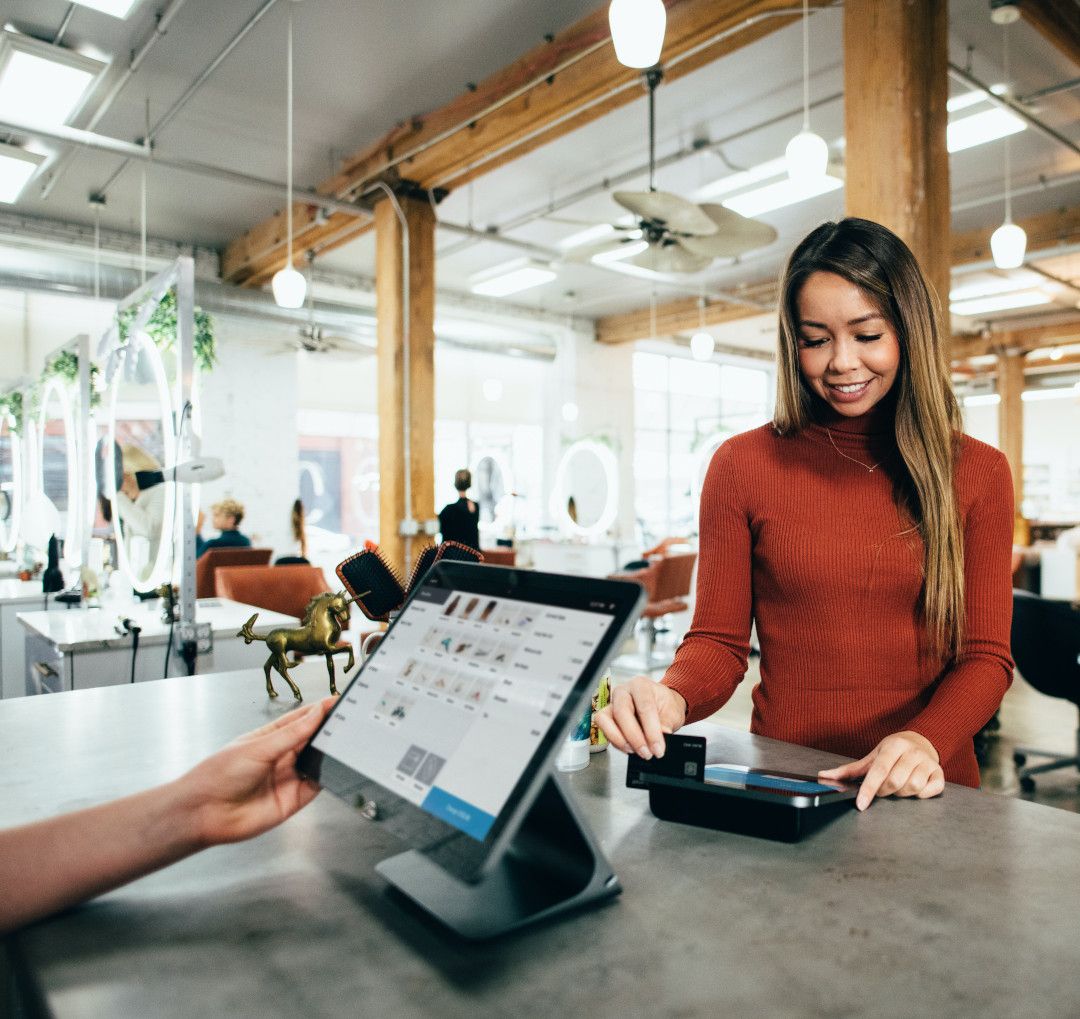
[106,333,177,592]
[36,377,80,562]
[549,439,619,538]
[0,408,22,553]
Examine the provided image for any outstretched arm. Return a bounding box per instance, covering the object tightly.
[0,697,334,935]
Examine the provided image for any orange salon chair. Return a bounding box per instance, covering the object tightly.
[480,548,517,567]
[195,547,273,599]
[214,564,331,620]
[612,550,697,670]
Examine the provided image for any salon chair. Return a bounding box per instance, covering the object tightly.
[611,551,697,671]
[214,564,330,621]
[480,548,516,567]
[1010,589,1080,791]
[195,547,272,599]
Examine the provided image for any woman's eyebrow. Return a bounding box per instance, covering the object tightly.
[798,313,884,329]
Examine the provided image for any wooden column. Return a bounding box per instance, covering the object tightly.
[997,352,1025,510]
[375,193,436,578]
[843,0,951,314]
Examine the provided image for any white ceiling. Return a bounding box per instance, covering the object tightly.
[0,0,1078,334]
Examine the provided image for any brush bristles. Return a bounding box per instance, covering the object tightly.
[435,541,485,565]
[335,548,405,621]
[405,545,439,595]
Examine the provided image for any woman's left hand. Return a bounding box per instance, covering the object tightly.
[817,731,945,811]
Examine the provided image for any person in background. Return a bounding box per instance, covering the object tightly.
[114,443,167,548]
[596,217,1014,811]
[196,498,252,558]
[274,499,311,565]
[438,468,480,550]
[0,698,335,935]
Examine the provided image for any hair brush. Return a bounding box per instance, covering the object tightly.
[405,544,440,596]
[336,548,406,621]
[434,541,485,566]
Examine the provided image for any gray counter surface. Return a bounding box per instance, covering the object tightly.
[2,665,1079,1018]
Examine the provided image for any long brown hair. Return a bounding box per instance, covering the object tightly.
[774,218,964,660]
[291,498,308,560]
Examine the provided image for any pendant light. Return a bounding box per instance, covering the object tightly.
[989,19,1026,270]
[785,0,828,181]
[690,294,714,361]
[608,0,666,69]
[271,5,307,309]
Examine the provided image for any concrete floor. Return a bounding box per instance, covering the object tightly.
[611,619,1080,816]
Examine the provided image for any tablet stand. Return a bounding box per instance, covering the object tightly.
[376,773,620,940]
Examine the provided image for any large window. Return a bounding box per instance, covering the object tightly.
[633,351,772,542]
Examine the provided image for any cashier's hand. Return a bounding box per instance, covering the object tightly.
[178,697,336,847]
[818,731,945,811]
[594,675,687,760]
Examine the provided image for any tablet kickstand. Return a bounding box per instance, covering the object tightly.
[375,773,620,941]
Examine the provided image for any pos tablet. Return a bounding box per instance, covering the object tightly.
[297,561,645,940]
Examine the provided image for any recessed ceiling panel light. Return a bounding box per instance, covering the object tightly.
[590,239,649,265]
[693,156,787,203]
[947,108,1025,153]
[949,290,1050,316]
[470,260,557,298]
[946,90,990,112]
[0,31,106,127]
[70,0,142,17]
[0,142,45,203]
[722,173,843,218]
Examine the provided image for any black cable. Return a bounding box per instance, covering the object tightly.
[164,612,174,678]
[129,623,141,684]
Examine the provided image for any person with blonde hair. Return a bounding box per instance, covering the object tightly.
[597,218,1014,810]
[196,497,252,558]
[115,443,166,564]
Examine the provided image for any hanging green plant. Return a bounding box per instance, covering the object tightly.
[41,352,102,408]
[116,287,217,372]
[0,391,23,434]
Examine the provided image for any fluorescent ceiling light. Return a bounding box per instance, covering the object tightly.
[470,260,556,297]
[0,31,106,127]
[591,239,649,265]
[694,156,787,202]
[722,172,843,217]
[949,271,1042,302]
[0,142,44,203]
[947,108,1025,153]
[559,223,619,250]
[947,90,989,112]
[1022,387,1078,403]
[962,393,1001,407]
[70,0,142,17]
[949,290,1051,316]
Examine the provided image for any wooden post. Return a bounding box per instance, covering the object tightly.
[375,194,436,578]
[843,0,951,318]
[997,352,1025,510]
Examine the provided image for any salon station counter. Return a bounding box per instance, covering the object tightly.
[0,580,54,700]
[3,665,1079,1018]
[17,598,295,695]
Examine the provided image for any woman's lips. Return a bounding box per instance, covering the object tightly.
[825,379,873,403]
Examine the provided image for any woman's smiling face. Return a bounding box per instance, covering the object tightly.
[795,271,901,417]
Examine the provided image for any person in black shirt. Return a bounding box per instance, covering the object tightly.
[438,469,480,550]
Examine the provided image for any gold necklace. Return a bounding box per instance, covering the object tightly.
[826,427,881,473]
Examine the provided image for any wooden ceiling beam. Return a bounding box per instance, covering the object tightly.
[951,205,1080,268]
[1018,0,1080,69]
[595,296,766,345]
[950,318,1080,360]
[222,0,819,286]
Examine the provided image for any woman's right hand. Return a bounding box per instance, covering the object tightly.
[594,676,687,759]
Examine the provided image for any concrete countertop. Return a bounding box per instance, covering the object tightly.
[2,665,1079,1017]
[15,598,295,651]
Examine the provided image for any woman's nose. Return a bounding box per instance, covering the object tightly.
[828,337,861,373]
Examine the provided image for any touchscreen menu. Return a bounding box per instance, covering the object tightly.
[311,584,617,840]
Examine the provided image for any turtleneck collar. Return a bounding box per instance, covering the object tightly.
[802,388,899,453]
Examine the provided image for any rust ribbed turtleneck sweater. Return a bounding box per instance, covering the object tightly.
[663,401,1014,787]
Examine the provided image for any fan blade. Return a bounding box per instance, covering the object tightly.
[613,190,719,236]
[563,233,645,263]
[628,243,713,275]
[675,205,779,258]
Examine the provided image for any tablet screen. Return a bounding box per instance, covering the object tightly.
[308,580,621,841]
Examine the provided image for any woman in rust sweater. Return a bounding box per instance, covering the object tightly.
[597,218,1014,809]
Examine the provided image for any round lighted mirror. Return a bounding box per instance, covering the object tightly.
[690,432,728,528]
[106,332,176,591]
[550,440,619,537]
[0,408,22,553]
[37,378,79,561]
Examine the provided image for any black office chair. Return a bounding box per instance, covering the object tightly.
[1010,590,1080,791]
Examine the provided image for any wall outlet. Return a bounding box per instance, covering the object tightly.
[178,622,213,655]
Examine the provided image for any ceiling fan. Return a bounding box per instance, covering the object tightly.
[567,69,778,274]
[275,254,374,357]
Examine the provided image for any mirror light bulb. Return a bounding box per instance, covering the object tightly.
[785,130,829,181]
[608,0,666,68]
[690,331,715,361]
[271,266,307,309]
[990,221,1026,270]
[561,401,579,423]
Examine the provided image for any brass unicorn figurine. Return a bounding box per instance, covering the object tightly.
[237,589,365,700]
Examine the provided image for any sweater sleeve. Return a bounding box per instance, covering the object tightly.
[661,440,753,723]
[907,452,1015,765]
